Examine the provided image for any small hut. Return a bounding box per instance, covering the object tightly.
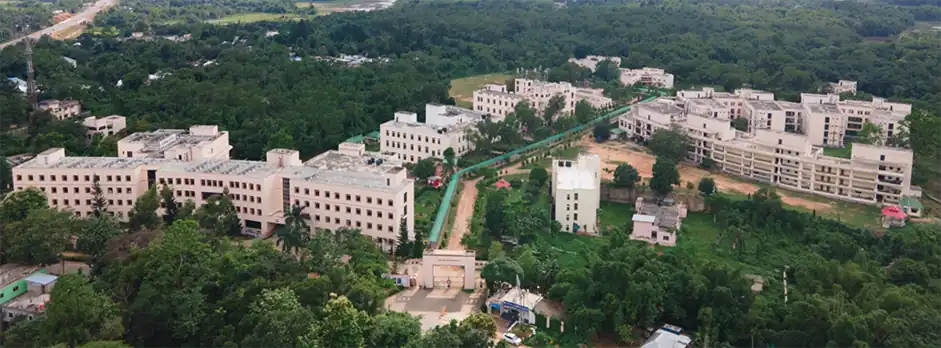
[494,178,512,189]
[881,205,907,228]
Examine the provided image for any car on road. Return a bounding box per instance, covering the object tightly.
[502,332,522,346]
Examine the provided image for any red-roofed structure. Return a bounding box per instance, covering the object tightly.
[494,178,511,189]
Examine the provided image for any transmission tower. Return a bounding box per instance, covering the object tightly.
[23,26,38,111]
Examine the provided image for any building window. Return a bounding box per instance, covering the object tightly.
[346,194,351,201]
[574,193,579,200]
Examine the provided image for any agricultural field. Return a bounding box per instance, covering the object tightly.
[206,12,313,24]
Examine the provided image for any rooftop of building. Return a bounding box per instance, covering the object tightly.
[555,166,596,190]
[687,98,725,109]
[160,159,281,179]
[642,328,692,348]
[746,99,782,111]
[291,150,408,190]
[804,103,842,114]
[16,155,172,170]
[474,89,525,99]
[637,99,685,115]
[119,127,224,158]
[501,287,544,310]
[636,197,682,228]
[2,291,50,313]
[0,265,40,289]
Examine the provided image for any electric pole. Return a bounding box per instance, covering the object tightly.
[24,26,39,111]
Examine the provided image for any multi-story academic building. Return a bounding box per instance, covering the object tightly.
[38,100,82,120]
[568,56,675,89]
[550,154,602,234]
[11,127,415,250]
[618,96,920,206]
[379,104,484,163]
[472,78,611,119]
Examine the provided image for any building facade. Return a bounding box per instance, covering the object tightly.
[550,154,601,234]
[379,104,483,163]
[473,78,595,119]
[38,100,81,120]
[11,130,415,250]
[829,80,858,94]
[619,67,675,89]
[567,56,622,72]
[82,115,126,139]
[618,97,919,206]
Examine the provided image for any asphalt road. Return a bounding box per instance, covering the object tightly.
[0,0,119,50]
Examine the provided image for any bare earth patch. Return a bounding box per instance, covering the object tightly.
[580,136,834,212]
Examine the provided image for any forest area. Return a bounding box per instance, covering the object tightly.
[0,0,940,346]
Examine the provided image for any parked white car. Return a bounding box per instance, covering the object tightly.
[502,333,522,346]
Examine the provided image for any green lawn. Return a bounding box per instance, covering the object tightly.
[523,145,585,169]
[531,231,607,269]
[449,73,513,104]
[597,201,634,234]
[823,143,852,159]
[206,13,314,24]
[414,186,444,222]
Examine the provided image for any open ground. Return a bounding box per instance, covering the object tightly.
[448,73,513,108]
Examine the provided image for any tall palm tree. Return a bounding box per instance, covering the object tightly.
[276,204,310,257]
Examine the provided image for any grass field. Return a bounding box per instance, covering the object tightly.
[449,73,513,108]
[206,13,313,24]
[823,143,852,159]
[531,232,607,269]
[415,186,444,222]
[597,201,634,234]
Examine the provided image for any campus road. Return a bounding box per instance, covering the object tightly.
[0,0,119,50]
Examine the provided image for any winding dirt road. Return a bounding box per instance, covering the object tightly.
[446,163,530,250]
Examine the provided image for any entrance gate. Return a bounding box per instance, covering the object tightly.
[420,250,476,290]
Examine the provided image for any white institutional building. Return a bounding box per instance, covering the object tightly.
[82,115,126,140]
[472,78,611,119]
[618,89,921,206]
[11,126,415,250]
[550,154,601,235]
[379,104,485,163]
[568,56,675,89]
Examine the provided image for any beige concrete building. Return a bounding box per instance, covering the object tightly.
[472,84,526,119]
[117,125,232,161]
[379,104,483,163]
[514,78,577,114]
[619,67,675,89]
[619,97,919,206]
[567,56,622,72]
[631,197,687,247]
[38,100,81,120]
[551,154,601,235]
[575,87,615,109]
[82,115,126,139]
[829,80,858,94]
[12,130,415,250]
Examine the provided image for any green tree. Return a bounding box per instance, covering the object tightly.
[91,175,108,217]
[481,257,523,291]
[574,99,596,124]
[528,167,549,188]
[35,275,124,347]
[239,288,314,348]
[367,312,421,348]
[4,208,72,265]
[412,158,437,180]
[76,215,122,257]
[443,147,456,174]
[128,186,161,231]
[195,188,242,237]
[594,59,621,82]
[159,185,178,224]
[594,122,613,141]
[302,295,371,348]
[650,157,680,197]
[461,312,497,337]
[395,218,411,258]
[0,187,48,223]
[613,163,640,189]
[543,95,567,125]
[516,247,540,288]
[856,121,885,145]
[699,177,716,196]
[78,341,132,348]
[276,204,311,256]
[0,157,11,193]
[648,127,689,162]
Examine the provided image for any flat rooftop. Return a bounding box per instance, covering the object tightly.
[0,265,40,288]
[501,287,544,310]
[119,128,223,158]
[805,103,841,114]
[555,166,596,190]
[474,89,525,99]
[638,99,684,115]
[16,155,173,170]
[2,292,50,313]
[160,159,281,179]
[688,98,725,109]
[292,150,407,190]
[747,99,782,111]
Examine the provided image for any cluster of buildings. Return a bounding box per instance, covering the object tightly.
[617,86,921,206]
[0,265,57,323]
[568,56,675,89]
[10,125,416,250]
[472,78,614,119]
[313,54,390,67]
[38,99,82,120]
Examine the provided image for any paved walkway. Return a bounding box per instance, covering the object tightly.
[385,287,486,331]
